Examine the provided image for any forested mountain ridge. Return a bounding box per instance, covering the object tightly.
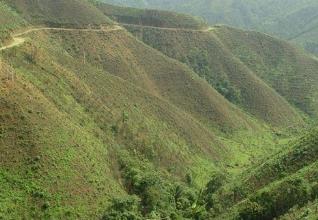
[102,0,318,55]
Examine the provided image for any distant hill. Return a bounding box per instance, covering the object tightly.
[124,21,318,122]
[5,0,113,27]
[215,26,318,117]
[95,2,207,29]
[102,0,318,55]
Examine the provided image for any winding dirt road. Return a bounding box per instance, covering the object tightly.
[121,23,215,32]
[0,24,215,52]
[0,37,25,51]
[0,25,123,51]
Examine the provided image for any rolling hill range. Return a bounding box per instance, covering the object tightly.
[116,11,318,121]
[101,0,318,55]
[0,0,317,219]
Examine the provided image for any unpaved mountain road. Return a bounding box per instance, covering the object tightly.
[0,24,214,52]
[0,37,25,51]
[0,25,124,51]
[121,23,215,32]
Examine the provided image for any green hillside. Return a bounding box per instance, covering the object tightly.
[124,23,318,124]
[5,0,113,27]
[0,1,26,44]
[210,128,318,219]
[0,1,272,218]
[0,27,226,219]
[0,0,317,219]
[95,2,207,29]
[279,200,318,220]
[215,26,318,117]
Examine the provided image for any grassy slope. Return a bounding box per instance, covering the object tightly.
[0,1,282,218]
[4,0,113,27]
[0,26,283,220]
[124,25,306,128]
[1,36,129,219]
[0,1,26,44]
[95,2,207,29]
[0,1,317,219]
[50,28,259,133]
[215,26,318,117]
[211,128,318,219]
[0,30,216,218]
[48,25,290,171]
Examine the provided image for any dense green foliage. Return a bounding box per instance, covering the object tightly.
[102,151,208,219]
[101,128,318,220]
[209,128,318,219]
[181,48,241,104]
[280,199,318,220]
